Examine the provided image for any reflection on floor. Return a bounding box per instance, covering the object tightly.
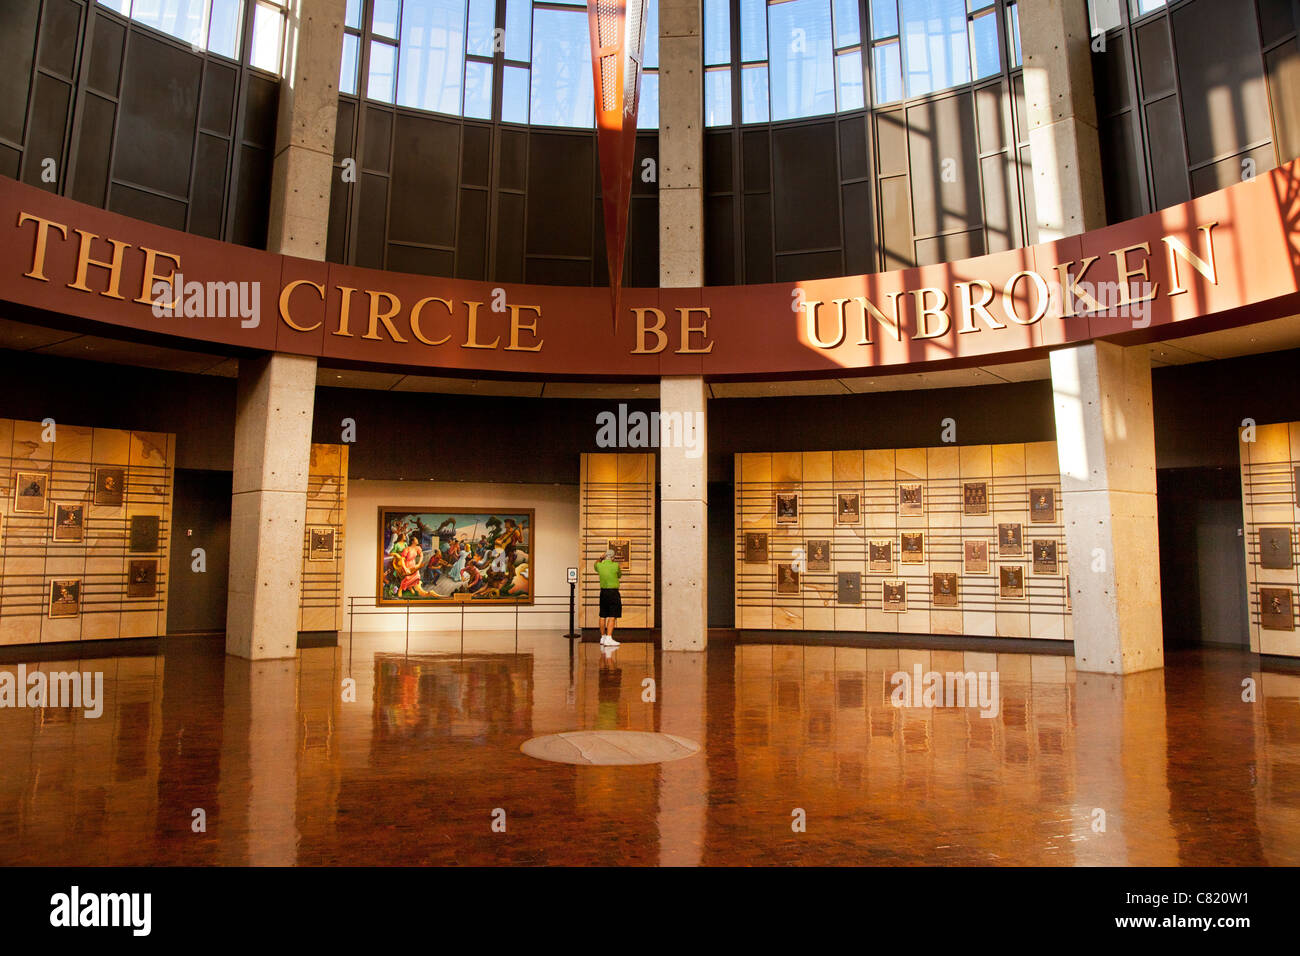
[0,632,1296,865]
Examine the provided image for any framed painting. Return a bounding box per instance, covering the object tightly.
[53,503,84,542]
[1032,539,1059,575]
[775,492,799,524]
[1029,487,1056,523]
[48,579,81,618]
[1000,565,1026,599]
[308,526,336,561]
[882,580,907,613]
[128,559,158,598]
[94,467,125,506]
[13,471,47,514]
[378,508,534,605]
[1260,588,1294,631]
[900,532,924,564]
[898,482,924,516]
[744,532,768,564]
[868,538,893,573]
[963,539,990,574]
[963,481,988,515]
[776,563,800,594]
[836,493,861,524]
[932,572,959,607]
[998,522,1023,557]
[806,539,831,571]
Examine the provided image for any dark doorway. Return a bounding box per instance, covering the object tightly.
[167,469,232,634]
[1157,467,1248,647]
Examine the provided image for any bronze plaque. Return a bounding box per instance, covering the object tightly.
[868,538,893,573]
[775,492,799,524]
[776,563,800,594]
[129,514,160,553]
[1295,466,1300,505]
[837,492,860,524]
[1029,487,1056,523]
[1032,539,1059,575]
[52,503,84,542]
[128,559,158,598]
[806,539,831,571]
[932,572,959,607]
[963,539,989,574]
[900,531,924,563]
[837,571,861,605]
[13,471,47,514]
[309,526,337,562]
[605,537,631,571]
[882,580,907,613]
[963,481,988,515]
[898,482,924,516]
[1260,587,1294,631]
[1000,565,1026,599]
[998,522,1022,556]
[1259,527,1293,570]
[744,532,769,564]
[94,467,125,506]
[48,579,81,619]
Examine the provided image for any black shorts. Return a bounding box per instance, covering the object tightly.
[599,588,622,619]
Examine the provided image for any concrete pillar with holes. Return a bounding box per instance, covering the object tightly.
[657,0,708,650]
[226,0,345,659]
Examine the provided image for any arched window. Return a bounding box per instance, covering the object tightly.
[340,0,659,129]
[705,0,1021,126]
[97,0,287,72]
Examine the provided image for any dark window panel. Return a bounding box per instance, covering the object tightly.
[1171,0,1272,167]
[498,128,526,190]
[627,193,658,286]
[189,133,229,238]
[632,134,658,196]
[241,73,279,149]
[772,122,839,253]
[914,228,984,267]
[0,143,20,177]
[525,257,593,285]
[387,243,453,276]
[0,0,40,143]
[841,180,874,274]
[525,132,592,258]
[979,151,1018,253]
[775,250,842,281]
[1092,35,1133,114]
[1135,20,1175,97]
[907,92,981,238]
[1259,0,1300,43]
[361,106,392,171]
[20,73,70,191]
[494,190,525,282]
[456,187,488,279]
[838,116,868,180]
[592,196,608,287]
[705,194,735,284]
[353,171,388,268]
[87,13,126,96]
[1190,143,1275,196]
[71,92,116,207]
[974,81,1008,154]
[390,112,458,245]
[334,98,356,161]
[115,33,200,197]
[741,129,769,191]
[37,0,80,77]
[705,129,733,192]
[200,61,237,135]
[231,143,272,247]
[1266,39,1300,163]
[1017,144,1036,245]
[109,181,187,229]
[1144,95,1190,209]
[875,109,907,177]
[462,123,491,188]
[879,174,913,271]
[742,191,773,282]
[326,170,350,262]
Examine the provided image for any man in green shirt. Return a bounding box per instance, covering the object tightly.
[594,547,622,647]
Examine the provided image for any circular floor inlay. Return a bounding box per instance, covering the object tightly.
[521,731,702,766]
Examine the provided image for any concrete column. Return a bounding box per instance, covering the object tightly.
[1051,341,1163,674]
[660,376,708,650]
[1020,0,1107,241]
[225,1,344,657]
[227,353,318,658]
[658,0,703,284]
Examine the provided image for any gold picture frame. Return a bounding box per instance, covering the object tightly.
[13,471,47,514]
[52,503,84,543]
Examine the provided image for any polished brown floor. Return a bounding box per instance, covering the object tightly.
[0,632,1297,865]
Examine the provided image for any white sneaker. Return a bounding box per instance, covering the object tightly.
[605,636,620,647]
[598,635,610,646]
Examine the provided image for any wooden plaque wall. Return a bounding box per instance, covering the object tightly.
[299,444,349,633]
[734,445,1070,640]
[0,419,175,645]
[1238,422,1300,656]
[579,454,655,629]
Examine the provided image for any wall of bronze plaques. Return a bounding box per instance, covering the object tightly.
[0,418,175,645]
[578,454,655,629]
[300,444,349,633]
[1238,422,1300,656]
[734,445,1069,640]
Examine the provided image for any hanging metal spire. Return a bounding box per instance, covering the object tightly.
[587,0,649,333]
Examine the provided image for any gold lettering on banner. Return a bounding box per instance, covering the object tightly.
[632,307,668,354]
[17,212,68,281]
[409,296,453,346]
[278,279,325,332]
[854,293,903,345]
[68,228,128,300]
[333,287,358,337]
[1002,271,1050,325]
[1163,222,1219,296]
[910,288,950,339]
[676,307,715,354]
[136,246,182,309]
[505,303,544,352]
[1111,242,1159,306]
[802,299,847,349]
[955,280,1004,333]
[362,290,407,342]
[1054,256,1103,316]
[462,301,498,349]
